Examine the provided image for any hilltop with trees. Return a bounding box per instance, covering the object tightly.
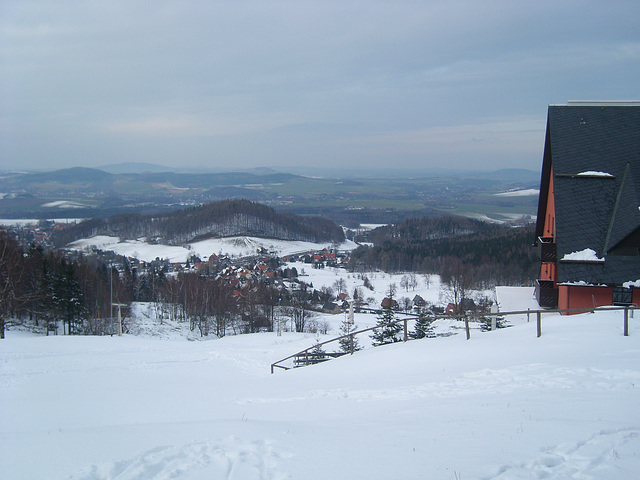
[52,199,345,247]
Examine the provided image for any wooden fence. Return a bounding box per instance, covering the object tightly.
[270,305,637,373]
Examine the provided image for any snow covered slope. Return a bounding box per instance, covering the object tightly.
[2,309,640,479]
[68,236,359,263]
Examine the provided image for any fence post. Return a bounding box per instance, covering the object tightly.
[624,307,629,337]
[350,334,354,354]
[465,316,470,340]
[403,319,408,342]
[536,311,542,338]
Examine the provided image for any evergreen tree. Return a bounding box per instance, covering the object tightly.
[370,299,402,346]
[310,343,326,362]
[480,315,507,331]
[338,319,361,354]
[309,334,326,363]
[411,311,436,339]
[53,260,85,335]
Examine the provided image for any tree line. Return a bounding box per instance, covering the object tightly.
[349,217,538,287]
[0,229,132,338]
[0,228,331,339]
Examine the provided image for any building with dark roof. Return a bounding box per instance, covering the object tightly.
[535,102,640,311]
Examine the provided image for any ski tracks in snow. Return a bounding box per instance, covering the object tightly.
[485,427,640,479]
[69,437,292,480]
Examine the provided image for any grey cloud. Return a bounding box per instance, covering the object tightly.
[1,0,640,172]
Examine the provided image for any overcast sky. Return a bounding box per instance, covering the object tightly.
[1,1,639,173]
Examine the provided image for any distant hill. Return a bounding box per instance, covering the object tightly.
[15,167,114,186]
[472,169,540,183]
[0,166,539,224]
[97,162,177,174]
[0,167,300,193]
[98,163,283,175]
[52,199,345,247]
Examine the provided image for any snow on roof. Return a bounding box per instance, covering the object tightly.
[557,281,609,287]
[623,279,640,288]
[560,248,605,263]
[576,171,614,178]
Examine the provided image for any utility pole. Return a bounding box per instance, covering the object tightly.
[110,264,113,336]
[112,303,128,336]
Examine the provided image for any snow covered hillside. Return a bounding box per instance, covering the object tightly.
[67,235,359,263]
[2,306,639,479]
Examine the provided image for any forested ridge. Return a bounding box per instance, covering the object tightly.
[52,200,345,247]
[350,217,538,286]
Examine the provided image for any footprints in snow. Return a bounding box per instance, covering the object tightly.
[487,427,640,479]
[70,436,291,480]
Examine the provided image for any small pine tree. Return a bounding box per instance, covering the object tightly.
[480,315,507,332]
[370,303,402,346]
[338,319,361,354]
[310,343,326,362]
[411,311,436,339]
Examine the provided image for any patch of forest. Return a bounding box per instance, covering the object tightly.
[52,199,345,247]
[349,217,538,287]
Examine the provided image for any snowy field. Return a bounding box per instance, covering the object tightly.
[294,262,445,306]
[494,189,540,197]
[67,236,359,263]
[2,303,640,479]
[0,218,84,226]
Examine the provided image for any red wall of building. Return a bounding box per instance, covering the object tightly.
[542,170,555,238]
[558,285,613,313]
[539,169,557,285]
[539,262,557,282]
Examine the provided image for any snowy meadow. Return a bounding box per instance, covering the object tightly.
[2,302,640,479]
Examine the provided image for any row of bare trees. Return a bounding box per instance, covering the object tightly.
[151,273,320,337]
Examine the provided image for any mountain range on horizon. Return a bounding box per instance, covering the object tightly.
[0,162,540,182]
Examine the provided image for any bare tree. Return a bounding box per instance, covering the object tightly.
[441,258,475,317]
[258,283,278,332]
[352,286,365,311]
[291,290,310,332]
[400,296,412,312]
[386,283,397,298]
[408,273,418,291]
[333,278,347,295]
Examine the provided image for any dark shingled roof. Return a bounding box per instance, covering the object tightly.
[536,104,640,285]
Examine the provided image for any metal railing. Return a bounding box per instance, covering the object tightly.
[270,305,637,373]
